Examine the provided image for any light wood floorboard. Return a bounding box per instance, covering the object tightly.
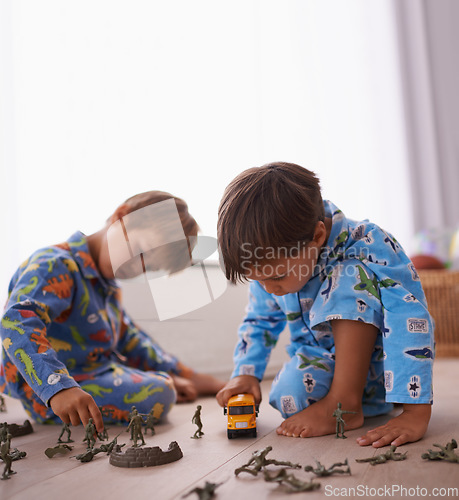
[1,359,458,500]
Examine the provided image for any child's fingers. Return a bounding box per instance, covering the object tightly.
[68,410,82,427]
[356,426,386,446]
[391,434,409,447]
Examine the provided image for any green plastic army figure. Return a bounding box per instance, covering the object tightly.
[183,481,222,499]
[127,409,145,447]
[235,446,300,476]
[57,422,74,443]
[333,402,357,439]
[97,427,109,441]
[0,433,16,480]
[0,422,7,443]
[263,469,320,492]
[356,445,407,466]
[99,435,125,455]
[422,439,459,463]
[145,409,156,436]
[83,418,97,450]
[304,458,351,476]
[75,447,103,463]
[45,444,74,458]
[191,405,204,439]
[0,395,6,412]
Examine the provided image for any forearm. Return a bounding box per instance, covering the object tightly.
[328,319,378,405]
[401,402,431,420]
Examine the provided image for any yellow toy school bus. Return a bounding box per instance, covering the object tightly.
[224,393,259,439]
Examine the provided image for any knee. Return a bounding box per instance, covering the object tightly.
[135,372,177,421]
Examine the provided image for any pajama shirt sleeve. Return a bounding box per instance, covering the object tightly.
[232,280,287,380]
[0,255,80,405]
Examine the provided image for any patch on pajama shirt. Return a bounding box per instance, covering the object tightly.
[232,200,434,416]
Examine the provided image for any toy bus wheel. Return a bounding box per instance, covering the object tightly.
[227,430,235,439]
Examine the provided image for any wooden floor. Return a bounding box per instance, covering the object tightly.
[1,359,458,500]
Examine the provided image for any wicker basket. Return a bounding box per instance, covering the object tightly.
[418,270,459,357]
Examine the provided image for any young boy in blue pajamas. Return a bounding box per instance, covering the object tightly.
[0,191,223,432]
[216,162,434,448]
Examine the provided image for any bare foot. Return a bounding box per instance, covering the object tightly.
[276,397,364,438]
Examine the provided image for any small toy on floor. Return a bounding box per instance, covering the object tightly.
[191,405,204,439]
[5,420,34,438]
[145,409,157,436]
[57,422,74,443]
[355,445,407,466]
[83,418,97,450]
[333,402,357,439]
[304,458,351,476]
[421,439,459,463]
[45,444,73,458]
[0,395,6,412]
[0,433,16,480]
[263,469,321,493]
[109,441,183,468]
[127,408,146,447]
[234,446,300,476]
[224,394,258,439]
[182,480,223,499]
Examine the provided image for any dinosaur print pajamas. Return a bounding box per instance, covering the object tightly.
[0,232,183,424]
[232,201,435,418]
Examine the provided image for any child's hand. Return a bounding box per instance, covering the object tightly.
[171,375,198,403]
[216,375,261,407]
[49,387,104,433]
[356,404,431,448]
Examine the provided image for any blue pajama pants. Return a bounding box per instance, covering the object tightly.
[17,363,176,425]
[269,344,393,419]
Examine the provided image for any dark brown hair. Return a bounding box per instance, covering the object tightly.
[218,162,324,283]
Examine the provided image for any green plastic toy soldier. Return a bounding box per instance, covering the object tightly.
[356,445,407,466]
[183,481,222,499]
[304,458,351,476]
[57,422,74,443]
[83,418,97,450]
[263,469,320,492]
[0,422,7,443]
[191,405,204,439]
[145,409,156,436]
[99,435,125,455]
[333,402,357,439]
[97,427,109,441]
[45,444,74,458]
[421,439,459,463]
[235,446,300,476]
[0,395,6,412]
[0,433,16,480]
[127,409,145,447]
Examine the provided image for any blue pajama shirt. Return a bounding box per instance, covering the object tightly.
[0,231,184,424]
[232,201,435,418]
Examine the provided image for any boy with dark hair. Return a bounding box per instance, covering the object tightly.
[216,162,433,448]
[0,191,223,432]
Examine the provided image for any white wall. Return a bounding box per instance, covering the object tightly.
[1,0,414,308]
[121,265,290,380]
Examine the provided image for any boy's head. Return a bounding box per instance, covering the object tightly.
[104,191,199,280]
[218,162,325,287]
